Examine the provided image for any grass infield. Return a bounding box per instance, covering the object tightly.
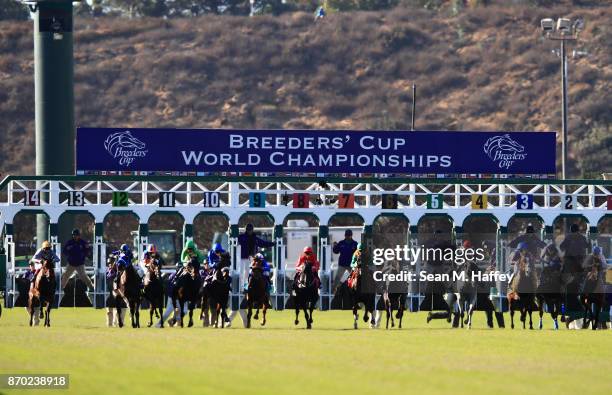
[0,307,610,395]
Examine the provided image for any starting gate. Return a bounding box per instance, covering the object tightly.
[0,175,610,311]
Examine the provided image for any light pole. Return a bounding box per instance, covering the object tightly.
[23,0,77,244]
[540,17,584,180]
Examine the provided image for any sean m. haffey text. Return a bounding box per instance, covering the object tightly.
[371,245,510,283]
[180,134,452,170]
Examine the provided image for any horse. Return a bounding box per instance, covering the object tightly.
[171,265,200,328]
[456,260,480,329]
[115,264,142,328]
[143,259,164,328]
[293,261,318,329]
[380,261,407,330]
[507,255,537,330]
[246,260,269,328]
[579,255,606,330]
[201,268,232,328]
[348,253,376,329]
[536,261,564,330]
[28,259,56,327]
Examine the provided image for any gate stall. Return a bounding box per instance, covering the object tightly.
[1,175,610,312]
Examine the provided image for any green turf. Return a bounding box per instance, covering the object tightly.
[0,306,610,395]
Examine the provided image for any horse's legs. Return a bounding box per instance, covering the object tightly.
[254,308,259,320]
[581,297,590,329]
[353,304,358,330]
[158,301,164,328]
[117,305,124,328]
[246,302,252,329]
[592,301,600,330]
[537,296,544,330]
[28,301,34,327]
[261,303,267,326]
[528,302,533,330]
[295,300,300,325]
[509,301,515,330]
[467,294,476,329]
[130,301,137,328]
[457,295,465,328]
[188,302,194,327]
[308,304,314,327]
[148,304,154,327]
[178,300,185,327]
[45,302,51,327]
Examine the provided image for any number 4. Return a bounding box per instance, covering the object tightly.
[471,194,487,209]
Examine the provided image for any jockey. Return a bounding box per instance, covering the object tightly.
[584,246,606,282]
[29,240,60,290]
[541,243,562,270]
[141,244,164,270]
[181,239,205,266]
[115,244,134,271]
[250,253,272,292]
[31,240,60,270]
[295,246,321,288]
[172,239,205,280]
[350,243,366,269]
[207,243,225,271]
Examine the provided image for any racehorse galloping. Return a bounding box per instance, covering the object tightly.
[507,255,537,330]
[28,259,56,327]
[381,261,407,330]
[202,268,232,328]
[143,259,164,328]
[294,261,318,329]
[456,260,479,329]
[116,264,142,328]
[580,251,606,330]
[246,259,269,328]
[348,247,376,329]
[536,245,564,330]
[172,265,199,327]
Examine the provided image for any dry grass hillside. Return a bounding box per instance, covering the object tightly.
[0,2,610,178]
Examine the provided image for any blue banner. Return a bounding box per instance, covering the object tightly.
[76,128,556,176]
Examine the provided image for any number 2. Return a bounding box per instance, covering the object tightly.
[563,195,576,210]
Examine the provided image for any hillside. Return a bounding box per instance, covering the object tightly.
[0,2,610,178]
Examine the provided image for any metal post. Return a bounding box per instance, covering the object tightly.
[561,40,568,180]
[32,0,76,243]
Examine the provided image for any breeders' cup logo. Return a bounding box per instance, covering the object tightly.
[483,134,527,169]
[104,131,147,167]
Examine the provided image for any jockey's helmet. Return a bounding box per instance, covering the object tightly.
[462,240,472,249]
[42,240,51,249]
[147,244,157,254]
[213,243,224,253]
[120,244,131,254]
[357,242,365,251]
[71,228,80,236]
[517,242,528,251]
[593,246,602,255]
[303,246,313,255]
[255,253,264,261]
